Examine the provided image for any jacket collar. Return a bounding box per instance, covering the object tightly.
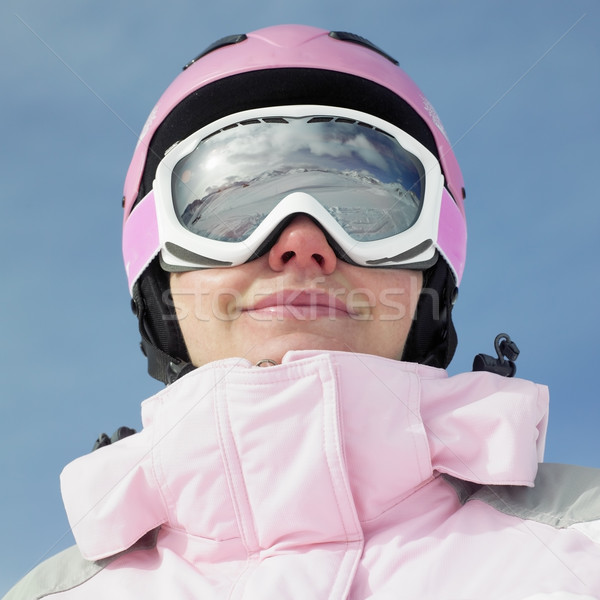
[61,351,548,560]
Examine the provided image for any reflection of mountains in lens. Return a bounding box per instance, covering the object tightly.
[180,167,420,240]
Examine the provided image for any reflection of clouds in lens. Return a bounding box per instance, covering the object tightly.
[304,126,392,174]
[173,117,422,217]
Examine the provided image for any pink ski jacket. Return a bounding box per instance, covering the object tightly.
[6,351,600,598]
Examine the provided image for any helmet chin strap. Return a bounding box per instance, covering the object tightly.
[131,286,195,385]
[400,256,458,369]
[132,259,195,385]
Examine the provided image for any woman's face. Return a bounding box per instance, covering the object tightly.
[170,215,422,367]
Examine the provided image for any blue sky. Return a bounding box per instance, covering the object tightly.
[1,0,598,593]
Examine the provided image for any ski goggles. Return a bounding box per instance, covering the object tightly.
[123,105,465,291]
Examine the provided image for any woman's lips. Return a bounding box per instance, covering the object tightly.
[243,289,357,320]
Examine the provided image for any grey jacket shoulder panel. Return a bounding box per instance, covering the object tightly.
[3,546,110,600]
[444,463,600,528]
[3,529,160,600]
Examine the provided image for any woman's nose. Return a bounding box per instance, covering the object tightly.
[268,215,337,275]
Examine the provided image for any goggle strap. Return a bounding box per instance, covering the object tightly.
[124,191,160,293]
[437,187,466,284]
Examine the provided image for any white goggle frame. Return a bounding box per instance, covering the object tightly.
[124,106,464,292]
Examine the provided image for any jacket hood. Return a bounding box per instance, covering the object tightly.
[60,351,548,561]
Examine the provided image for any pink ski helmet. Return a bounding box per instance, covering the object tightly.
[122,25,467,383]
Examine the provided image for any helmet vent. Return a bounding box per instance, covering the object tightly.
[183,34,248,70]
[328,31,399,65]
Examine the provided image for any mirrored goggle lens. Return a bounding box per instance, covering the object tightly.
[170,116,426,243]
